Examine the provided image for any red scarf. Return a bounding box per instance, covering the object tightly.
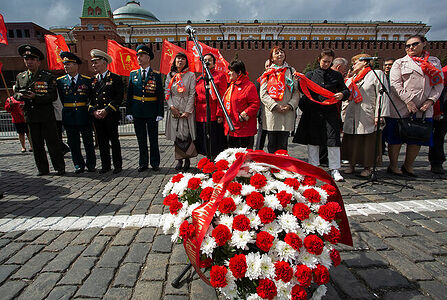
[258,67,288,101]
[345,67,371,103]
[411,51,443,86]
[293,72,339,105]
[223,74,245,114]
[166,71,187,101]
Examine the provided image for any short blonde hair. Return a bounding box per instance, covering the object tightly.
[351,53,371,64]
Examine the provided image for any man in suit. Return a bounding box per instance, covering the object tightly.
[57,52,96,173]
[89,49,123,174]
[126,45,164,172]
[13,45,65,176]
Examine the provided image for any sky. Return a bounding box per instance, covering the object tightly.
[1,0,446,40]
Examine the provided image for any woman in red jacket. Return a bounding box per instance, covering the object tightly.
[4,96,32,152]
[223,60,260,149]
[195,53,228,159]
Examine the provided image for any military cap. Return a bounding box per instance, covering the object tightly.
[90,49,113,64]
[136,44,154,60]
[60,51,82,64]
[17,44,44,60]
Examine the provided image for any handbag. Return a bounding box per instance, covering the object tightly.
[397,113,432,143]
[174,119,198,158]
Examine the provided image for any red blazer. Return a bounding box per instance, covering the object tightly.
[4,97,25,124]
[224,75,260,137]
[195,68,228,122]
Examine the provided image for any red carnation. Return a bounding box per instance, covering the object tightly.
[233,215,251,231]
[274,149,289,156]
[212,170,225,183]
[303,188,321,203]
[200,187,214,202]
[246,191,265,210]
[304,235,324,255]
[199,257,213,268]
[169,200,183,215]
[302,175,316,186]
[284,178,300,190]
[215,160,229,171]
[323,226,341,244]
[330,249,341,267]
[321,183,338,202]
[284,232,302,251]
[295,264,312,287]
[256,231,274,252]
[313,264,330,285]
[210,265,228,288]
[179,220,196,240]
[171,174,184,183]
[274,261,294,282]
[187,177,202,190]
[292,203,311,220]
[212,224,232,246]
[256,278,277,299]
[163,193,179,206]
[318,202,342,221]
[227,182,242,195]
[197,157,210,169]
[258,207,276,224]
[229,254,247,279]
[219,197,236,214]
[203,162,217,173]
[291,285,307,300]
[276,190,293,207]
[250,173,267,189]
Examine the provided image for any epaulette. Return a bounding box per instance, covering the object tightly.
[130,69,138,74]
[19,71,27,78]
[40,70,52,75]
[57,75,66,80]
[153,70,160,74]
[81,75,91,79]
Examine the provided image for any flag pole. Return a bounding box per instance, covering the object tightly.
[0,71,11,99]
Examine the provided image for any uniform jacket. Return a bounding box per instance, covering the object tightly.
[195,68,227,122]
[57,74,93,126]
[343,70,390,135]
[389,54,444,118]
[4,97,25,124]
[126,68,164,119]
[224,75,260,137]
[13,69,57,123]
[89,71,123,118]
[260,63,300,131]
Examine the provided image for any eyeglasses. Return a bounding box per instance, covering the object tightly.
[405,41,420,49]
[384,63,393,66]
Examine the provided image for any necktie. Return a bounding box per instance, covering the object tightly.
[71,77,76,90]
[142,69,146,82]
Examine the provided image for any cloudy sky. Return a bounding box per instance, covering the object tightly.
[1,0,446,40]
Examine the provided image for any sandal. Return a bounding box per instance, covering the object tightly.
[344,166,355,174]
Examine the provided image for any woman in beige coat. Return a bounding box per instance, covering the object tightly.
[260,46,300,153]
[165,52,196,171]
[385,35,444,176]
[341,54,390,177]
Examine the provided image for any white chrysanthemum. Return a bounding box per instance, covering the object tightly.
[314,187,328,204]
[215,147,247,163]
[171,173,193,195]
[230,230,255,250]
[275,280,292,300]
[245,252,262,280]
[246,162,270,173]
[218,215,234,229]
[277,212,299,233]
[237,168,251,178]
[247,294,263,300]
[259,254,276,279]
[310,202,322,212]
[294,191,307,203]
[232,195,243,206]
[219,281,238,300]
[264,194,282,210]
[263,180,278,195]
[310,285,328,300]
[201,178,215,189]
[247,212,262,230]
[234,203,251,215]
[162,180,174,196]
[274,241,297,262]
[302,214,317,234]
[297,250,318,269]
[319,247,333,269]
[313,215,332,235]
[187,203,201,215]
[241,184,256,196]
[200,236,217,258]
[162,214,176,234]
[261,221,282,238]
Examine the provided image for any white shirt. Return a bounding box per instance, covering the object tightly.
[67,73,79,84]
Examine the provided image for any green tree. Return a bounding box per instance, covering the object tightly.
[302,60,318,74]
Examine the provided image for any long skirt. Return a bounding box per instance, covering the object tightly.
[341,132,382,168]
[195,121,227,157]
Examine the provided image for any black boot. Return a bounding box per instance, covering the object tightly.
[175,160,183,171]
[183,158,190,171]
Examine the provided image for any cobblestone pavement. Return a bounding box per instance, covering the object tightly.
[1,136,447,300]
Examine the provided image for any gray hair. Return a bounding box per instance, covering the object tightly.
[332,57,348,67]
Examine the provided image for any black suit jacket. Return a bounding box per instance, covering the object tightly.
[89,71,124,118]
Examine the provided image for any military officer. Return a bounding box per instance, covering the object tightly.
[57,52,96,173]
[126,45,164,172]
[13,45,65,176]
[89,49,123,174]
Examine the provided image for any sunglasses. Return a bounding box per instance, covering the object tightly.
[405,41,420,49]
[384,63,393,66]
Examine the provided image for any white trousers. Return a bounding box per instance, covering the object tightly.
[307,145,341,170]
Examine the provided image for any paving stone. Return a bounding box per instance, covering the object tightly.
[341,251,388,268]
[43,245,85,272]
[0,264,19,284]
[75,267,115,298]
[164,296,189,300]
[31,231,62,245]
[190,278,218,299]
[378,250,432,281]
[82,235,110,257]
[123,242,150,264]
[418,280,447,300]
[0,239,10,248]
[382,290,429,300]
[10,251,57,279]
[356,269,410,290]
[401,212,427,220]
[356,231,389,251]
[44,231,80,252]
[151,234,173,253]
[140,253,169,281]
[170,243,189,265]
[99,227,121,236]
[380,220,417,237]
[110,228,138,246]
[112,263,141,288]
[413,219,447,233]
[387,213,419,227]
[418,261,447,285]
[165,264,191,295]
[57,256,97,285]
[0,280,27,300]
[103,287,132,300]
[329,265,375,299]
[1,231,25,239]
[362,221,400,238]
[383,237,434,262]
[17,272,62,300]
[405,235,447,256]
[46,285,78,300]
[15,230,45,242]
[70,228,101,245]
[0,242,25,264]
[134,227,156,243]
[410,225,447,245]
[133,281,163,300]
[321,283,342,300]
[97,246,128,268]
[6,244,44,264]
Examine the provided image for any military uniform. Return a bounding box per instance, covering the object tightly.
[14,45,65,175]
[57,72,96,172]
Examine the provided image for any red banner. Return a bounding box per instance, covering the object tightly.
[293,72,339,105]
[160,40,193,75]
[187,41,229,74]
[44,35,69,70]
[184,151,353,285]
[0,14,7,45]
[0,61,3,73]
[107,40,139,76]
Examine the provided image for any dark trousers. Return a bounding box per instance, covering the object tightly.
[255,127,268,151]
[267,131,289,153]
[134,117,160,168]
[93,115,122,170]
[429,118,447,167]
[65,124,96,170]
[56,120,70,153]
[27,121,65,173]
[228,135,254,149]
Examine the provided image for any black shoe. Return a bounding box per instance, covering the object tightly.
[183,159,190,171]
[74,167,85,174]
[113,167,122,174]
[138,166,148,172]
[175,160,183,171]
[99,168,111,174]
[87,167,96,172]
[37,171,50,176]
[56,170,65,176]
[387,166,403,176]
[431,165,446,174]
[152,166,160,171]
[401,165,417,177]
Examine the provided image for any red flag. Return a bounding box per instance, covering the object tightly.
[160,40,192,75]
[0,61,3,73]
[0,14,7,45]
[44,35,69,70]
[107,40,139,76]
[187,41,229,74]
